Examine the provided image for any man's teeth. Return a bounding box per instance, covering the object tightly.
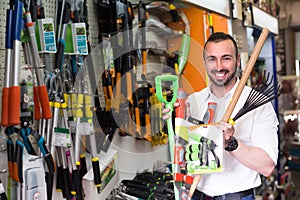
[216,73,225,77]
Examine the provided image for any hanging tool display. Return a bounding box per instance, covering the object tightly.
[94,0,122,150]
[72,68,102,195]
[24,2,53,130]
[2,1,25,199]
[49,70,83,200]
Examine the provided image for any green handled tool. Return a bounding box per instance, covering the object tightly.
[155,74,179,199]
[177,34,190,75]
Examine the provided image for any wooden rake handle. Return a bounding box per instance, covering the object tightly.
[222,28,269,122]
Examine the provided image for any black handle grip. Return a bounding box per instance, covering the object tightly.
[62,167,72,199]
[92,157,101,188]
[45,172,54,200]
[72,169,83,200]
[55,41,65,70]
[29,4,38,22]
[62,2,71,24]
[15,141,24,183]
[6,139,14,175]
[38,6,45,19]
[79,154,87,178]
[44,154,56,173]
[56,166,63,192]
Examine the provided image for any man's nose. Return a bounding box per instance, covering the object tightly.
[215,59,224,71]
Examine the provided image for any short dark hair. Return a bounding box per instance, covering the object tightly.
[203,32,238,59]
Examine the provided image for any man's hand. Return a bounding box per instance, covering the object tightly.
[162,101,190,120]
[219,121,235,147]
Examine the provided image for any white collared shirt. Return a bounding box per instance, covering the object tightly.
[186,78,279,196]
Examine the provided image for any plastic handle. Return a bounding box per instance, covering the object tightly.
[9,86,20,125]
[55,39,66,70]
[72,169,83,200]
[6,139,14,177]
[56,166,63,192]
[62,2,71,24]
[38,85,52,119]
[14,140,24,183]
[62,167,72,199]
[30,4,38,22]
[178,34,191,74]
[92,157,101,188]
[5,9,13,49]
[175,88,187,119]
[46,171,54,200]
[155,74,178,107]
[33,86,42,120]
[12,1,23,41]
[44,153,56,174]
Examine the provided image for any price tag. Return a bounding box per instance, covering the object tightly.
[68,117,76,134]
[79,118,94,135]
[52,127,71,147]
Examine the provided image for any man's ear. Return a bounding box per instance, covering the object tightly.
[237,54,241,67]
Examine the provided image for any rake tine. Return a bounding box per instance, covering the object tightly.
[249,84,276,108]
[233,73,281,121]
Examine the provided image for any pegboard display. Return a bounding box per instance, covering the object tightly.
[0,0,100,111]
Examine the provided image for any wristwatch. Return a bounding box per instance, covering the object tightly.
[225,136,238,151]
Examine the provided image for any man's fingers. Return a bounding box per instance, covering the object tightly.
[162,115,170,120]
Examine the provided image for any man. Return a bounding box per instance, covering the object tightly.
[163,32,279,200]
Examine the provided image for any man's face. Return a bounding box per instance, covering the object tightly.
[204,39,240,88]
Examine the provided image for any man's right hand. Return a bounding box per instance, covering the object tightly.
[162,101,190,120]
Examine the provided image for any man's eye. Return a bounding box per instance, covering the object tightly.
[223,57,232,61]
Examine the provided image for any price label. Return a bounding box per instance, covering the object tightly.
[79,118,94,135]
[52,127,71,147]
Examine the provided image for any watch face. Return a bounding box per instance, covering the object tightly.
[225,137,238,151]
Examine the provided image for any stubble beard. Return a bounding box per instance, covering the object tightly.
[208,68,237,87]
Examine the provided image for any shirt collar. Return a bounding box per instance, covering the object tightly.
[207,77,240,101]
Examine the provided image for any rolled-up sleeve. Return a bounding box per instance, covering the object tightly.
[251,102,279,164]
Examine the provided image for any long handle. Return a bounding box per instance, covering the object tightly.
[222,28,269,122]
[25,12,52,120]
[55,0,71,70]
[9,0,23,126]
[87,97,102,191]
[2,8,13,127]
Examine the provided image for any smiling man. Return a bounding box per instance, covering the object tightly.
[162,32,279,200]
